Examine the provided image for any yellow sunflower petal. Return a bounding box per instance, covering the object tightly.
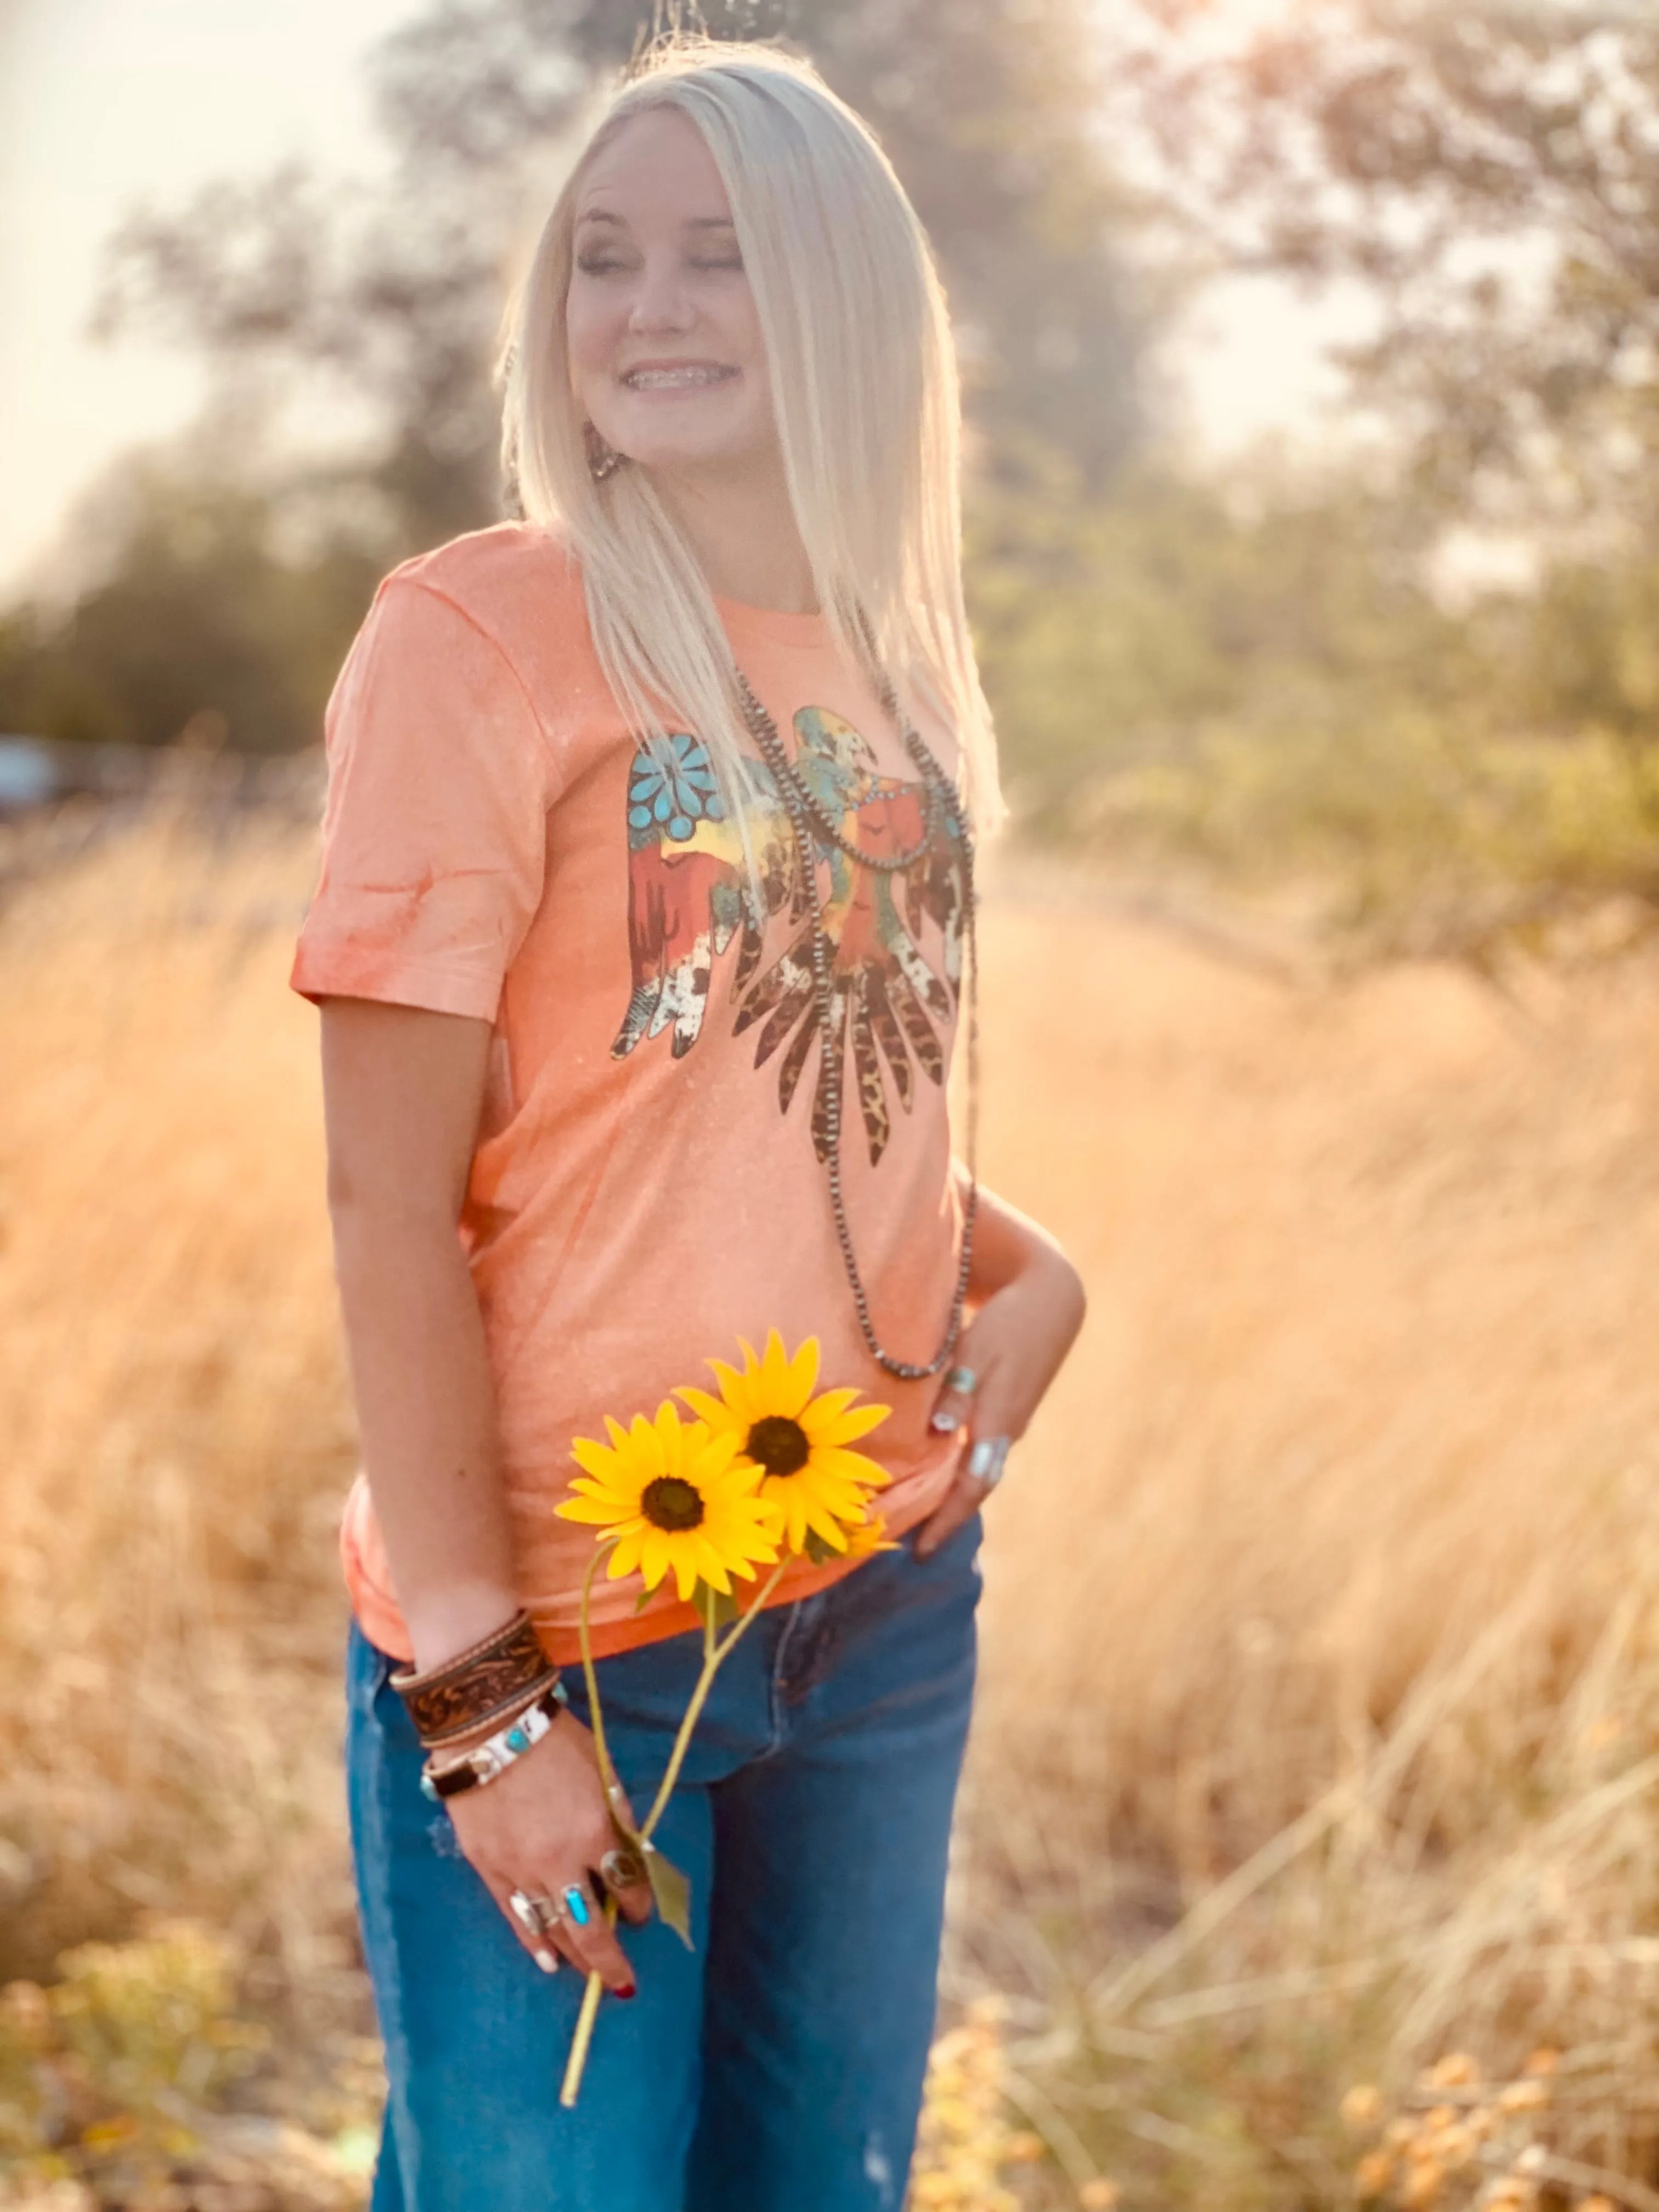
[780,1486,810,1554]
[670,1543,700,1602]
[677,1384,733,1430]
[607,1530,645,1579]
[629,1412,667,1477]
[571,1436,627,1482]
[780,1335,821,1416]
[603,1413,631,1451]
[555,1494,638,1526]
[806,1398,890,1446]
[803,1496,854,1550]
[693,1539,733,1594]
[817,1446,893,1490]
[799,1385,861,1429]
[638,1528,671,1592]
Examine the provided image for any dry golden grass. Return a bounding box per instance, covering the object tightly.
[7,810,1659,2207]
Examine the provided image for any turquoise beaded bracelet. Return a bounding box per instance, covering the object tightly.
[420,1677,568,1802]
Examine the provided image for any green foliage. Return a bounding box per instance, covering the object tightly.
[1135,1,1659,529]
[0,1922,264,2190]
[968,449,1659,955]
[0,1923,382,2208]
[0,456,383,752]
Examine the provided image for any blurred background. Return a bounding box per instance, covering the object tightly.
[5,3,1659,2208]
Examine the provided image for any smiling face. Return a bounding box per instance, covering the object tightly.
[566,105,777,483]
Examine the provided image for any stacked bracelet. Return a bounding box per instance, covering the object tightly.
[420,1678,570,1802]
[391,1610,558,1749]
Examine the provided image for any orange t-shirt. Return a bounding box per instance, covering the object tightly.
[291,521,968,1662]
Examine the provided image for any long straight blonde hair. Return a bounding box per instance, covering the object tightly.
[499,32,1004,855]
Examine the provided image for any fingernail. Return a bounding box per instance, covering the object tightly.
[535,1950,559,1974]
[616,1982,637,2001]
[929,1411,960,1434]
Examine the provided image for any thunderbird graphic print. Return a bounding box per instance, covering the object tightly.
[611,708,964,1166]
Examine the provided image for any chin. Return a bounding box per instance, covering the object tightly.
[616,430,771,478]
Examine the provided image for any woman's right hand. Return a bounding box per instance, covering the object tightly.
[444,1707,653,1991]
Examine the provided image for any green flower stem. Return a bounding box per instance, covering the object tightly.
[561,1541,622,2111]
[575,1538,619,1800]
[640,1560,789,1844]
[559,1554,791,2108]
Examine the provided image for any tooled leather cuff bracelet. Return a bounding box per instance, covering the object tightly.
[420,1679,570,1802]
[391,1610,557,1748]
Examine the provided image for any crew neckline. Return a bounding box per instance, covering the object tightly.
[712,591,831,648]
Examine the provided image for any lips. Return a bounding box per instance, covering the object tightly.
[619,363,739,390]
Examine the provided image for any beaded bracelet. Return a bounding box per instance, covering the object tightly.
[420,1678,570,1803]
[391,1610,554,1748]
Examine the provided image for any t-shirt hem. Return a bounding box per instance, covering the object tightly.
[341,1441,966,1667]
[289,943,502,1023]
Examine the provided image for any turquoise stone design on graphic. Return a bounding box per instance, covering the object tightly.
[627,733,727,844]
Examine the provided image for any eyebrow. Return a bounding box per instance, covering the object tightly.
[574,211,737,231]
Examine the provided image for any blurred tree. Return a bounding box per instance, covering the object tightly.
[95,0,1148,571]
[0,444,383,753]
[1131,0,1659,529]
[968,441,1482,814]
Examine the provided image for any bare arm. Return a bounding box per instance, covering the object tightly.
[321,998,517,1668]
[320,997,646,1988]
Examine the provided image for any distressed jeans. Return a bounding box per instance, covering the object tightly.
[345,1511,983,2212]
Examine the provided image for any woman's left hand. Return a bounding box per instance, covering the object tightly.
[911,1245,1087,1559]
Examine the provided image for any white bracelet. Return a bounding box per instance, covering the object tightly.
[419,1677,568,1802]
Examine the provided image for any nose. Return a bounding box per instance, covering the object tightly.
[627,249,697,337]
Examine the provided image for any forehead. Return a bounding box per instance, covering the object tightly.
[575,106,733,225]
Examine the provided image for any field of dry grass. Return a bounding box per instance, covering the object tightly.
[5,806,1659,2209]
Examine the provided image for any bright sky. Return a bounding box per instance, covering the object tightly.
[0,0,410,592]
[0,0,1342,599]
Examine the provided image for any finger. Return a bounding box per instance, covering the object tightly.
[598,1846,656,1929]
[484,1876,562,1977]
[927,1353,986,1441]
[912,1472,981,1560]
[539,1872,637,1994]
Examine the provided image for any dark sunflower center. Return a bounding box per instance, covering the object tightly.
[746,1416,811,1478]
[641,1476,706,1532]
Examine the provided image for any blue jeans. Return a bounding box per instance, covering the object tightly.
[345,1513,983,2212]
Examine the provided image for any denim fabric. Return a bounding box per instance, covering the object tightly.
[345,1513,983,2212]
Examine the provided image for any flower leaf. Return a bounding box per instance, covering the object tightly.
[644,1843,694,1948]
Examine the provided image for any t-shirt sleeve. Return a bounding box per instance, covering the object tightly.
[290,574,559,1022]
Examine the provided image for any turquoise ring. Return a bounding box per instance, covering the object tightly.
[946,1364,979,1395]
[561,1883,592,1929]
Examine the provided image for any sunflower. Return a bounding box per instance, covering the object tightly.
[555,1401,781,1602]
[678,1331,891,1558]
[842,1512,900,1559]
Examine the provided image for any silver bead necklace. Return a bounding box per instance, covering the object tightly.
[734,667,979,1383]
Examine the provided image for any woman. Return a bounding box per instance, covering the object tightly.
[292,32,1085,2212]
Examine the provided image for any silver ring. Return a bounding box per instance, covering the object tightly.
[966,1435,1011,1488]
[509,1889,561,1938]
[598,1846,648,1894]
[946,1364,979,1396]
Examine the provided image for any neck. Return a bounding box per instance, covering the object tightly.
[650,453,819,617]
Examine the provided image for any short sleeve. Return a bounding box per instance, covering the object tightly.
[290,576,558,1022]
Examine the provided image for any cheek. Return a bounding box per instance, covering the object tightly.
[565,290,617,383]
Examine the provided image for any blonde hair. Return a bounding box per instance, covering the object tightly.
[499,31,1004,854]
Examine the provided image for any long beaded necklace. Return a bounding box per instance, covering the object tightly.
[733,666,979,1383]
